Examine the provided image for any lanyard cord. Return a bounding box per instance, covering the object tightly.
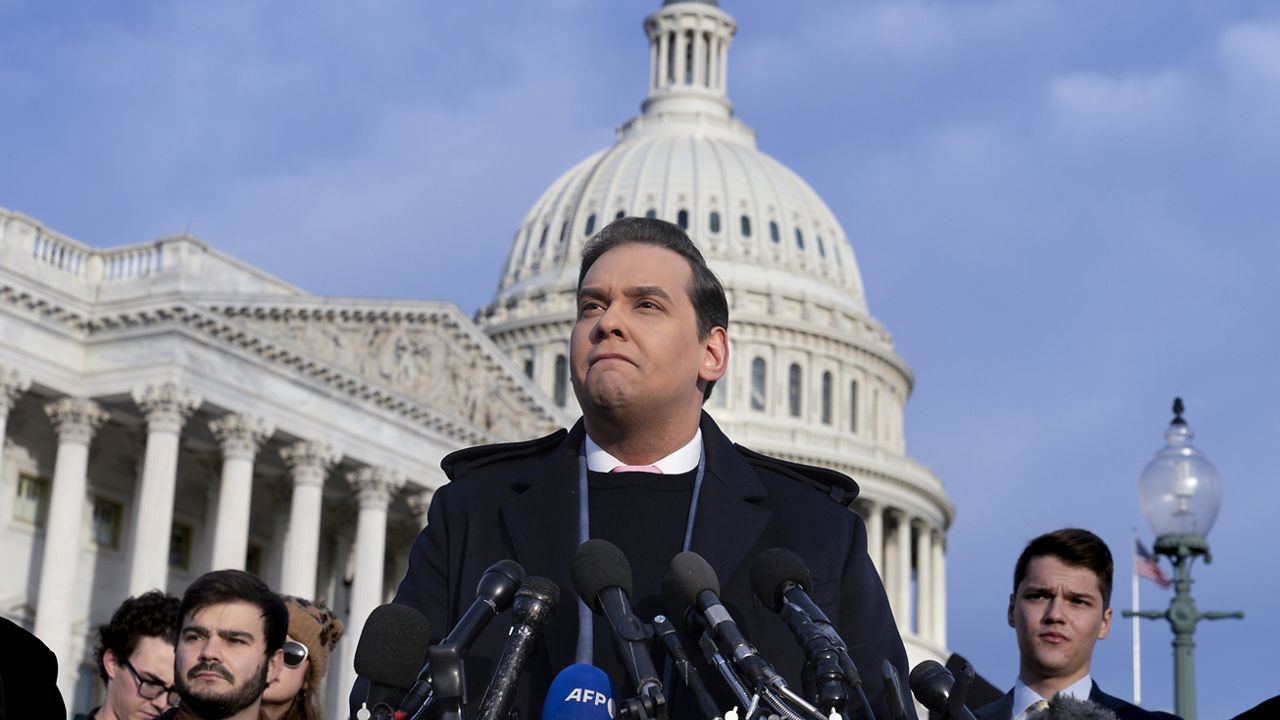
[573,442,707,665]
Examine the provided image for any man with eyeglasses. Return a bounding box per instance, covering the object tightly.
[76,590,181,720]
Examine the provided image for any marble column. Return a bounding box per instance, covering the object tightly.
[916,520,933,642]
[407,488,434,529]
[0,368,31,484]
[659,30,671,86]
[278,441,341,597]
[340,466,406,705]
[932,531,947,646]
[36,397,109,702]
[893,510,913,632]
[864,500,883,578]
[718,35,729,91]
[208,413,273,571]
[674,29,688,85]
[127,383,201,595]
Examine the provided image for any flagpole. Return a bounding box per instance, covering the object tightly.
[1132,534,1142,705]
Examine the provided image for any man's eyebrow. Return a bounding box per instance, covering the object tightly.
[181,624,208,635]
[623,285,674,302]
[578,286,608,302]
[218,629,256,643]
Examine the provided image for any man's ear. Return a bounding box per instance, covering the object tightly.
[699,326,729,384]
[1098,606,1113,640]
[103,648,121,681]
[266,648,285,685]
[1007,593,1016,628]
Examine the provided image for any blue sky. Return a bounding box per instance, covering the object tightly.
[3,1,1276,716]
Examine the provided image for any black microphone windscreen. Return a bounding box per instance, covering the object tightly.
[908,660,956,711]
[353,604,431,689]
[668,551,719,606]
[571,539,633,608]
[749,548,813,612]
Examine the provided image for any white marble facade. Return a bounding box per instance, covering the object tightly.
[0,217,564,716]
[1,2,955,718]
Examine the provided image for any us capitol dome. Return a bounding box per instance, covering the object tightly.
[478,0,954,665]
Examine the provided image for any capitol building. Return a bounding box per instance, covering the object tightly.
[0,1,953,717]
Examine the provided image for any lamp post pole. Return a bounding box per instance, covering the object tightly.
[1123,399,1242,720]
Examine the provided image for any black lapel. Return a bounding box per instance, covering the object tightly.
[686,413,771,587]
[499,420,586,673]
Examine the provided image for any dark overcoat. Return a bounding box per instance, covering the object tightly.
[352,412,914,719]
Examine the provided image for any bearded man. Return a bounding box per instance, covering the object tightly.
[160,570,287,720]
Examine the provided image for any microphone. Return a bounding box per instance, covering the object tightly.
[909,660,977,720]
[750,548,876,719]
[571,539,667,720]
[881,659,908,720]
[652,614,720,720]
[477,576,560,720]
[669,551,822,719]
[542,663,618,720]
[351,604,431,720]
[399,559,526,720]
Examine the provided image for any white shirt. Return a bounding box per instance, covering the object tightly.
[1011,674,1093,720]
[584,429,703,474]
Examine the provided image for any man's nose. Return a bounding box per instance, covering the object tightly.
[1042,598,1065,622]
[591,304,626,340]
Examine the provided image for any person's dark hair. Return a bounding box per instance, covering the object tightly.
[94,590,181,682]
[1013,528,1114,609]
[180,569,288,654]
[577,217,729,401]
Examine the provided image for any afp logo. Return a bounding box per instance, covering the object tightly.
[563,686,616,718]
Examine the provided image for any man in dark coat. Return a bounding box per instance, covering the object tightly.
[974,529,1178,720]
[351,217,914,719]
[0,615,66,720]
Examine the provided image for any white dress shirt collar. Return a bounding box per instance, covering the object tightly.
[584,428,703,474]
[1011,674,1092,720]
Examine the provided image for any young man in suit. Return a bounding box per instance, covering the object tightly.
[975,528,1178,720]
[352,217,914,719]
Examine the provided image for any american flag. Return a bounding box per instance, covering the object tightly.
[1135,539,1172,589]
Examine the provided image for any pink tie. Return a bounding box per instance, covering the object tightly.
[610,464,662,474]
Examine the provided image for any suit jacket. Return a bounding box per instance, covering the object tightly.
[973,681,1180,720]
[351,412,915,719]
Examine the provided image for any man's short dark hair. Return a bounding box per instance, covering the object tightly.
[578,217,729,400]
[180,570,288,654]
[94,590,181,682]
[1013,528,1114,609]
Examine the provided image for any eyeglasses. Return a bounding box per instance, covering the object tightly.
[283,640,310,668]
[121,659,180,708]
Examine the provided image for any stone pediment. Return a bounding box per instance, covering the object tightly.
[204,300,563,443]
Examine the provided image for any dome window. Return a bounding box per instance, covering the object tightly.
[539,225,549,249]
[554,355,568,407]
[585,213,596,236]
[645,209,657,219]
[788,363,802,417]
[709,211,721,234]
[615,210,626,220]
[821,371,833,425]
[750,357,767,411]
[769,221,780,244]
[849,380,859,433]
[560,221,570,245]
[677,209,689,230]
[740,215,752,237]
[817,235,826,258]
[795,228,805,250]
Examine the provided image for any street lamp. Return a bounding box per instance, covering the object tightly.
[1124,398,1242,720]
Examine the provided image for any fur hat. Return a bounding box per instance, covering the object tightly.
[282,596,344,688]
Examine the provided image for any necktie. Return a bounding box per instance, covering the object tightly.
[610,464,662,474]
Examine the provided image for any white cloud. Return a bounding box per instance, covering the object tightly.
[1218,21,1280,91]
[1049,69,1190,134]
